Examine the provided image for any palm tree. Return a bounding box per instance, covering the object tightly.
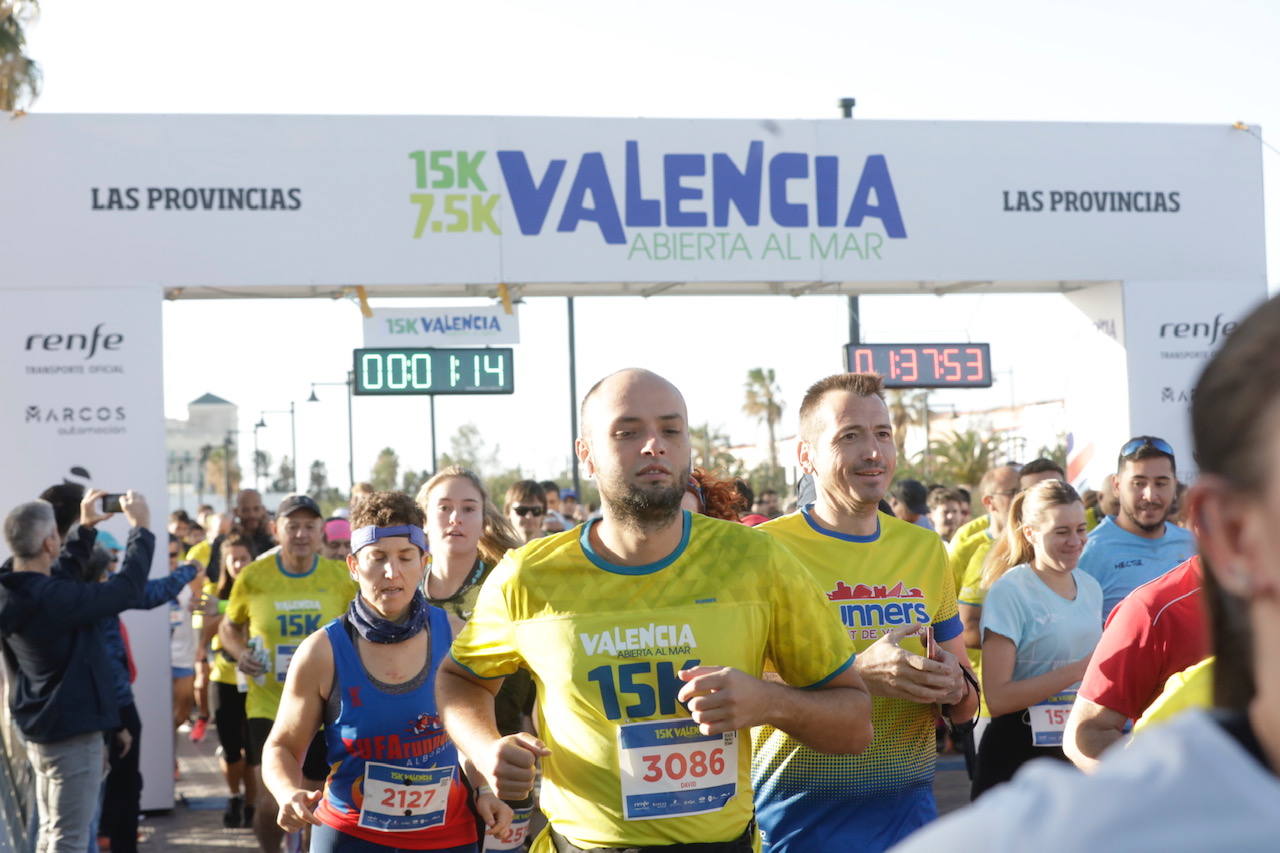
[743,368,784,485]
[689,423,744,476]
[885,389,928,463]
[1,1,41,112]
[925,429,1002,489]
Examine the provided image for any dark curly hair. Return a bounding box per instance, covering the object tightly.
[350,490,425,530]
[689,467,747,522]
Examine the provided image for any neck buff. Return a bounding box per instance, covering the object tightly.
[348,588,429,644]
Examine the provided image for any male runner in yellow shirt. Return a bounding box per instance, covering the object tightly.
[439,369,870,852]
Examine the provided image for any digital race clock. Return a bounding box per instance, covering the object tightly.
[353,348,514,395]
[843,343,993,388]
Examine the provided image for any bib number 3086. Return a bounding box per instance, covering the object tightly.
[618,719,737,821]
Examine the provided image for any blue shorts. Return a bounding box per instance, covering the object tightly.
[172,666,195,680]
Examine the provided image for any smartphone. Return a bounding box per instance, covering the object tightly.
[100,493,124,514]
[925,624,940,661]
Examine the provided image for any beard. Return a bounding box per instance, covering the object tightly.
[1123,503,1166,533]
[601,463,690,531]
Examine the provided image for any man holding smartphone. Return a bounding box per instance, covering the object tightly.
[0,488,156,853]
[751,373,977,853]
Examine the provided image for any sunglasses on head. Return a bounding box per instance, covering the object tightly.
[1120,436,1175,460]
[513,505,544,517]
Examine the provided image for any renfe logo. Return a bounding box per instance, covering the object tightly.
[496,141,906,245]
[1159,313,1237,347]
[25,323,123,359]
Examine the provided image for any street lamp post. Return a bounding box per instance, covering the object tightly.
[307,372,355,491]
[257,402,298,492]
[253,419,265,492]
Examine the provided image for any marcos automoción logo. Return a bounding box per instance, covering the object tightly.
[25,405,126,424]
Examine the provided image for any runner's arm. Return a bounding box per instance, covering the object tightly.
[217,615,250,661]
[939,634,979,722]
[263,630,333,829]
[1063,697,1128,771]
[981,631,1089,717]
[436,656,548,801]
[959,603,983,649]
[677,664,872,755]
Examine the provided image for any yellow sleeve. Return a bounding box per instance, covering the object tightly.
[958,541,992,606]
[449,556,524,679]
[226,566,251,624]
[765,542,856,688]
[185,540,211,569]
[1133,656,1215,734]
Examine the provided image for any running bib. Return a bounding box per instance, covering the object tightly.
[275,644,298,683]
[484,806,534,851]
[1028,692,1075,747]
[617,720,737,821]
[357,762,453,832]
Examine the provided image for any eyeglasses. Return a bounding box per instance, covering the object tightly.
[512,505,544,518]
[1120,436,1175,460]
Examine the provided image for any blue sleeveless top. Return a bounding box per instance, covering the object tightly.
[315,608,477,848]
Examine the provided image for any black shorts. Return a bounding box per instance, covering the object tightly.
[246,716,328,780]
[210,680,249,764]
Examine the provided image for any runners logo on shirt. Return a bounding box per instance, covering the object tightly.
[827,580,930,632]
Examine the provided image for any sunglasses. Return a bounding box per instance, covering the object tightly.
[686,477,705,511]
[1120,436,1175,459]
[512,505,545,517]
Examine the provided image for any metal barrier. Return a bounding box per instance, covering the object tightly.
[0,657,36,853]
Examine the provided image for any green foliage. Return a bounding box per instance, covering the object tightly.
[401,468,432,499]
[253,450,272,481]
[369,447,399,491]
[922,429,1003,489]
[690,423,744,477]
[439,423,500,478]
[743,368,785,487]
[1035,434,1069,468]
[0,1,41,112]
[886,389,928,463]
[271,456,294,493]
[746,460,787,499]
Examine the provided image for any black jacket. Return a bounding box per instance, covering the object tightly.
[0,525,153,743]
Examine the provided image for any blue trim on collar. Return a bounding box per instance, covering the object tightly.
[580,511,692,576]
[800,504,881,543]
[276,553,318,578]
[800,651,857,690]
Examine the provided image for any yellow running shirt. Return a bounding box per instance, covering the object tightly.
[956,536,995,719]
[226,552,356,720]
[450,511,855,851]
[752,508,960,852]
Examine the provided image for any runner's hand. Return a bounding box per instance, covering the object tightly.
[475,788,514,837]
[677,666,772,735]
[277,788,322,831]
[854,623,964,704]
[236,651,267,678]
[480,733,550,801]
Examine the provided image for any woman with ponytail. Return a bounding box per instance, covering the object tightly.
[261,490,511,852]
[971,480,1103,798]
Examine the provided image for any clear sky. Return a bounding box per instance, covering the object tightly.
[24,0,1280,492]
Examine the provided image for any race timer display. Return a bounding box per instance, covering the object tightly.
[353,348,514,395]
[843,343,992,388]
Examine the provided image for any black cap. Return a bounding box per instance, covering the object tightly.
[891,479,929,516]
[276,494,322,519]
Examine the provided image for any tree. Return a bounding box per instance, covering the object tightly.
[253,450,273,483]
[308,460,328,498]
[271,456,295,493]
[924,429,1003,489]
[203,446,242,501]
[401,468,432,498]
[886,389,929,463]
[0,1,41,113]
[743,368,784,486]
[369,447,399,491]
[439,423,500,478]
[1035,434,1069,468]
[689,423,744,477]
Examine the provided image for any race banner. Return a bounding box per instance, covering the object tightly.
[0,287,175,811]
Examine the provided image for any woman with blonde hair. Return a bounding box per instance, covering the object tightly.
[972,479,1103,798]
[416,467,538,848]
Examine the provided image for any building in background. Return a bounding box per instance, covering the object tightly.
[166,393,238,512]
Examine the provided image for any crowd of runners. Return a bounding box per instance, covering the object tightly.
[4,291,1280,852]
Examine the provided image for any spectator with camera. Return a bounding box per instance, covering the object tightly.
[0,488,156,853]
